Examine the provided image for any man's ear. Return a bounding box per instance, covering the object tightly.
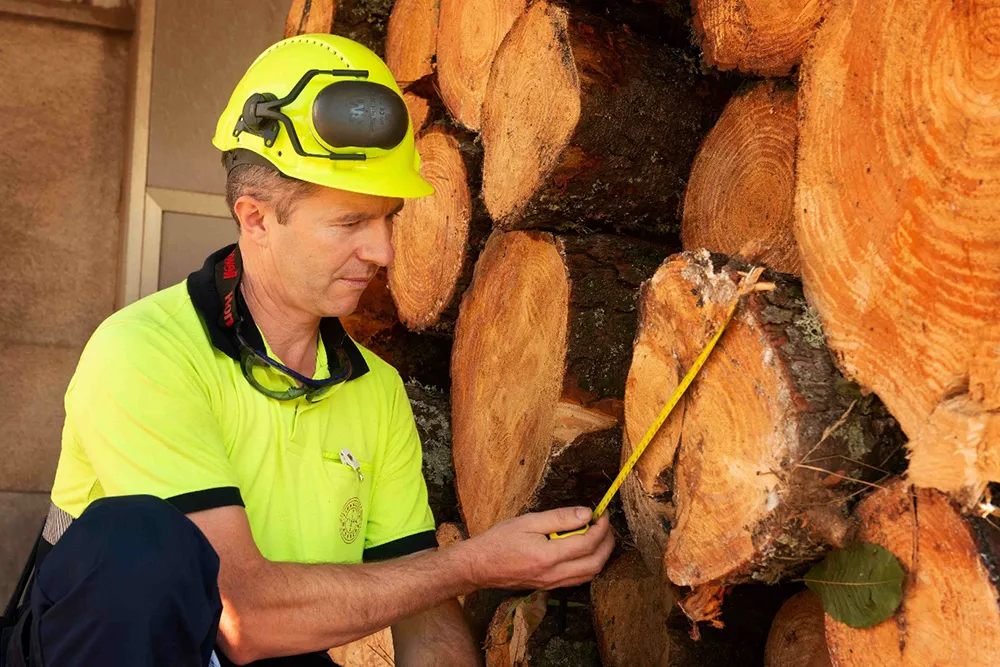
[233,195,273,246]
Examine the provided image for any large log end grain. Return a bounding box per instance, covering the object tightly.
[824,480,1000,666]
[451,231,668,535]
[692,0,830,76]
[764,591,832,667]
[622,250,904,587]
[682,80,800,275]
[451,231,570,535]
[481,0,732,237]
[386,0,439,134]
[436,0,527,130]
[285,0,336,37]
[388,128,472,330]
[796,0,1000,501]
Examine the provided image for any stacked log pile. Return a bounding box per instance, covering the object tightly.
[287,0,1000,664]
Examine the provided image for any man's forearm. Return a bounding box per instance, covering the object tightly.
[219,545,478,662]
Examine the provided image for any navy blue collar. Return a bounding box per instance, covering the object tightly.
[186,244,369,381]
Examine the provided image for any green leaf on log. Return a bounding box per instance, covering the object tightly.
[804,542,905,629]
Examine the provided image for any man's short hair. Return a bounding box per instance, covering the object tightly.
[222,152,321,229]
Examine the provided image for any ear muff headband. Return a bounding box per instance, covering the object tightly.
[233,68,410,162]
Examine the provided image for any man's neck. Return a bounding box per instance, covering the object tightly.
[239,255,321,379]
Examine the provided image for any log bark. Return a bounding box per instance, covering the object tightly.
[385,0,439,134]
[480,0,732,238]
[682,80,800,275]
[692,0,829,76]
[341,269,452,387]
[404,380,460,525]
[590,551,672,667]
[824,479,1000,666]
[436,0,527,131]
[764,591,832,667]
[285,0,336,37]
[388,126,490,333]
[621,250,905,587]
[796,0,1000,502]
[451,230,670,536]
[330,0,393,56]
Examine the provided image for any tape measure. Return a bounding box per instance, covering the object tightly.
[548,277,754,540]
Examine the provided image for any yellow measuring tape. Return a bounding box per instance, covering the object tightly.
[549,277,754,540]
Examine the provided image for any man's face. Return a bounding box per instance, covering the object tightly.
[265,186,402,318]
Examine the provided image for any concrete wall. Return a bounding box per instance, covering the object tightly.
[0,0,293,604]
[0,12,129,602]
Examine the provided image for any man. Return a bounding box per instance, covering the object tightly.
[1,34,613,667]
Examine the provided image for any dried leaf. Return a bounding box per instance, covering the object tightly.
[485,592,549,667]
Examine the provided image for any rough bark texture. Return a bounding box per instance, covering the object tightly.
[405,380,460,525]
[764,590,832,667]
[451,230,671,535]
[824,479,1000,666]
[436,0,527,131]
[621,250,905,587]
[388,125,490,333]
[285,0,336,37]
[331,0,394,56]
[481,0,733,239]
[796,0,1000,502]
[682,80,800,275]
[341,269,452,387]
[692,0,830,76]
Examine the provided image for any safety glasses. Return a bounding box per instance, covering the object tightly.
[234,326,352,402]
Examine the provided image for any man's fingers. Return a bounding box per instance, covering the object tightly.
[543,527,615,587]
[523,506,593,534]
[544,512,611,560]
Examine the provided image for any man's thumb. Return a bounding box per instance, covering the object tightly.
[532,506,592,533]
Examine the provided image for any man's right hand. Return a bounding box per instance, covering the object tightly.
[459,507,615,590]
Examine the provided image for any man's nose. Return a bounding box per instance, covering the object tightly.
[356,215,394,267]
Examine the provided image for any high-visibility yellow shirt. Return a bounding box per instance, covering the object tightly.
[50,245,437,564]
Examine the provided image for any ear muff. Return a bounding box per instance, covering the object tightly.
[312,81,409,150]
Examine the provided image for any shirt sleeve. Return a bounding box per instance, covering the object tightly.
[362,375,437,561]
[64,320,243,515]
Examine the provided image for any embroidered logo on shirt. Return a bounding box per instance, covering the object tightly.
[340,497,363,544]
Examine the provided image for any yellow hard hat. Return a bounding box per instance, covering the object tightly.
[213,34,433,199]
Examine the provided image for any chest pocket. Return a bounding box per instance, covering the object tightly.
[321,449,374,548]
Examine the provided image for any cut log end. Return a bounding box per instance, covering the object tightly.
[284,0,336,38]
[796,0,1000,480]
[481,0,581,225]
[437,0,527,130]
[623,250,903,587]
[388,128,472,330]
[764,591,832,667]
[452,231,664,536]
[692,0,829,76]
[451,231,571,536]
[385,0,438,81]
[824,480,1000,666]
[590,551,672,667]
[907,395,1000,506]
[682,80,800,275]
